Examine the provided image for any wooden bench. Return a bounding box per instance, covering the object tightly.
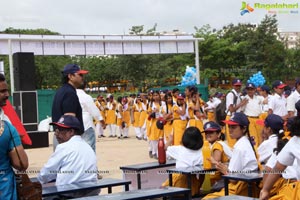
[120,160,176,189]
[40,178,131,197]
[167,165,217,195]
[222,173,262,197]
[210,195,259,199]
[73,187,191,199]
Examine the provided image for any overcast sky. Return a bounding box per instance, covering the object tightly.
[1,0,299,35]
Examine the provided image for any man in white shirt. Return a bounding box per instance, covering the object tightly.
[286,78,300,118]
[77,83,106,152]
[38,115,99,197]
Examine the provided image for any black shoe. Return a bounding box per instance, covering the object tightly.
[118,136,123,139]
[149,151,153,158]
[101,135,106,137]
[153,154,158,160]
[123,136,128,138]
[98,135,102,138]
[108,135,113,138]
[136,137,142,140]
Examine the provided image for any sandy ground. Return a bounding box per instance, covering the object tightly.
[25,127,155,194]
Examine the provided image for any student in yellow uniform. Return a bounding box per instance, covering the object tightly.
[147,91,165,158]
[202,121,231,190]
[116,96,124,139]
[172,93,188,146]
[95,95,107,137]
[105,94,117,137]
[162,127,204,196]
[121,97,131,138]
[139,94,148,140]
[203,112,260,199]
[132,95,142,139]
[163,93,174,142]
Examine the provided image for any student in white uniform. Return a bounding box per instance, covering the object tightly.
[286,78,300,118]
[162,126,204,196]
[260,101,300,200]
[257,114,284,165]
[241,82,264,146]
[203,112,260,198]
[268,80,288,120]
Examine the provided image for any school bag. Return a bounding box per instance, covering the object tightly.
[215,91,237,126]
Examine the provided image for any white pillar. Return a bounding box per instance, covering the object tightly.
[8,39,14,93]
[195,39,200,84]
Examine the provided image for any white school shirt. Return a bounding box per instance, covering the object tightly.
[166,145,203,168]
[228,136,258,173]
[258,134,278,164]
[268,93,287,117]
[242,95,264,117]
[226,89,241,115]
[261,95,273,113]
[266,152,298,180]
[277,136,300,180]
[38,136,98,185]
[286,90,300,116]
[76,89,103,131]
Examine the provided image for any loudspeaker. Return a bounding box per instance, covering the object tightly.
[13,52,36,91]
[13,91,38,132]
[23,131,49,149]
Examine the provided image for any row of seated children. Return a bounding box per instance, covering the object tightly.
[162,109,300,199]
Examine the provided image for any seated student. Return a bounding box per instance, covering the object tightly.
[202,121,231,191]
[203,112,260,199]
[38,115,99,198]
[257,114,284,165]
[260,102,300,200]
[162,126,204,196]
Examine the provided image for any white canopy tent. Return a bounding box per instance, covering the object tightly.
[0,34,203,93]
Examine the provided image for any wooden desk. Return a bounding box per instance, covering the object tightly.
[120,160,176,189]
[222,173,262,197]
[41,178,131,197]
[167,166,216,192]
[72,187,191,200]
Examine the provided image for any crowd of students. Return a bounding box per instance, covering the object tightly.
[93,79,300,199]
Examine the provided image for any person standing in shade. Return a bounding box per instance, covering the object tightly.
[52,64,88,150]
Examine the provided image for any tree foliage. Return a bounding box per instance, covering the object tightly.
[1,15,299,92]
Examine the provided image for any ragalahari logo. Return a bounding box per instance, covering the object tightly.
[241,1,254,15]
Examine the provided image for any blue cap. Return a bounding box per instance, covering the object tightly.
[203,121,221,132]
[50,115,81,130]
[223,112,249,126]
[62,64,88,75]
[260,85,270,94]
[272,80,286,89]
[246,82,256,89]
[232,79,242,86]
[264,114,283,130]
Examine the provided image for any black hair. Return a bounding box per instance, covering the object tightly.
[182,127,203,150]
[0,73,5,81]
[289,116,300,137]
[273,130,288,155]
[117,96,123,103]
[164,93,174,113]
[244,126,262,171]
[219,132,225,141]
[62,73,70,84]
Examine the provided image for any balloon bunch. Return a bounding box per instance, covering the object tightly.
[180,66,197,86]
[247,71,266,87]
